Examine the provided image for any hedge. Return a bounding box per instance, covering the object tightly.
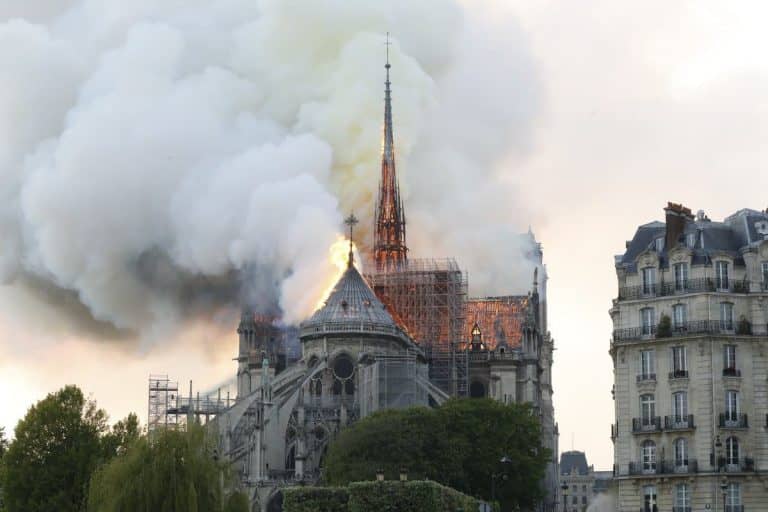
[283,480,485,512]
[348,480,479,512]
[283,486,349,512]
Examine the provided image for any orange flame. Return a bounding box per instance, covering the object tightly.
[314,236,358,311]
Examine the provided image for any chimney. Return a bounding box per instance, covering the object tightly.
[664,202,693,250]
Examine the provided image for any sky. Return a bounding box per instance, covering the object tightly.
[2,0,768,471]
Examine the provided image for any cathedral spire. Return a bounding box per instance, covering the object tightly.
[374,33,408,272]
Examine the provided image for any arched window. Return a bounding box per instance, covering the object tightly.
[673,438,688,467]
[331,354,354,396]
[726,437,739,466]
[641,440,656,472]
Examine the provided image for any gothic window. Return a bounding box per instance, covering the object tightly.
[285,446,296,472]
[331,354,355,396]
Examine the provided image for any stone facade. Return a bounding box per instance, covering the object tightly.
[610,204,768,512]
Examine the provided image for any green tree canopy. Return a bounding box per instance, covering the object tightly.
[2,385,108,512]
[323,398,549,511]
[88,424,248,512]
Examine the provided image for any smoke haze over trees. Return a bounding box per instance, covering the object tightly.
[0,0,539,344]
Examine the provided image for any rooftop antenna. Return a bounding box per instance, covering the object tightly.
[344,212,359,268]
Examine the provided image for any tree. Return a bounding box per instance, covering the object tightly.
[323,398,549,511]
[2,386,108,512]
[99,413,140,460]
[88,424,248,512]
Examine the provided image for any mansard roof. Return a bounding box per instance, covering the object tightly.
[299,265,411,344]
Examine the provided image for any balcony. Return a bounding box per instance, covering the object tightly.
[723,367,742,377]
[637,373,656,383]
[719,413,748,429]
[628,462,661,476]
[613,320,766,343]
[719,457,756,473]
[669,369,689,379]
[661,459,698,474]
[618,277,752,300]
[725,506,745,512]
[665,414,695,430]
[632,417,662,433]
[673,508,692,512]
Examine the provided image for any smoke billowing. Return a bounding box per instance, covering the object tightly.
[0,0,539,344]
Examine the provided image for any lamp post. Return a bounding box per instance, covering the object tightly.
[561,482,569,512]
[720,481,729,512]
[490,455,512,503]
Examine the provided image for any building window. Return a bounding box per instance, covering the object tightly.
[672,346,687,376]
[726,482,741,511]
[641,394,656,426]
[572,496,577,504]
[675,483,690,510]
[725,390,740,422]
[724,344,737,373]
[642,267,657,295]
[716,261,730,289]
[640,350,655,379]
[725,437,739,466]
[672,304,687,330]
[686,233,696,248]
[720,302,734,331]
[674,438,688,466]
[672,391,688,421]
[655,238,664,252]
[762,262,768,290]
[582,496,587,505]
[641,440,656,472]
[643,485,657,512]
[674,263,689,291]
[641,308,656,336]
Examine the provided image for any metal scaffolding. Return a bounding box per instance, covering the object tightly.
[366,258,468,397]
[147,376,235,433]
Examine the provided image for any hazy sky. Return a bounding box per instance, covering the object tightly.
[2,0,768,472]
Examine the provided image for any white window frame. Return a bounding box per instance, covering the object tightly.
[673,391,688,420]
[641,308,655,336]
[642,267,657,295]
[674,262,689,291]
[724,344,737,370]
[716,261,730,289]
[641,441,656,472]
[672,304,687,329]
[720,302,734,331]
[672,346,687,374]
[674,438,688,466]
[726,390,739,420]
[643,485,657,512]
[725,436,739,466]
[640,349,655,378]
[675,483,690,508]
[726,482,741,508]
[640,394,656,424]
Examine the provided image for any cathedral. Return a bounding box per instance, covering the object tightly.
[212,56,559,512]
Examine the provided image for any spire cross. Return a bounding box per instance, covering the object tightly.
[344,212,359,268]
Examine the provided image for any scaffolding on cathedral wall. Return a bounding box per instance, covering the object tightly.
[365,257,469,397]
[147,375,235,434]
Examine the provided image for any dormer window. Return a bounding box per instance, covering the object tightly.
[470,323,484,351]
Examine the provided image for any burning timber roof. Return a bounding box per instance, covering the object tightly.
[465,296,529,350]
[300,265,413,344]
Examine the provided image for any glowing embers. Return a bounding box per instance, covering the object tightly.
[464,296,529,350]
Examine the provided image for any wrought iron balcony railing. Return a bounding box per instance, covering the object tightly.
[637,373,656,383]
[632,417,662,433]
[628,462,661,475]
[725,506,744,512]
[672,507,692,512]
[665,414,695,430]
[719,413,748,429]
[723,367,742,377]
[716,457,756,473]
[661,459,698,474]
[613,320,767,342]
[669,369,689,379]
[618,277,752,300]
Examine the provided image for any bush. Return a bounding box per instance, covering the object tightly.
[283,486,349,512]
[347,481,479,512]
[657,314,672,337]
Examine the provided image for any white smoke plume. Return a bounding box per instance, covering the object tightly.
[0,0,539,343]
[587,493,616,512]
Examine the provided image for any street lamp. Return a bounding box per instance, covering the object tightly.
[490,455,512,503]
[720,480,729,512]
[561,482,569,512]
[399,467,408,482]
[375,468,384,482]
